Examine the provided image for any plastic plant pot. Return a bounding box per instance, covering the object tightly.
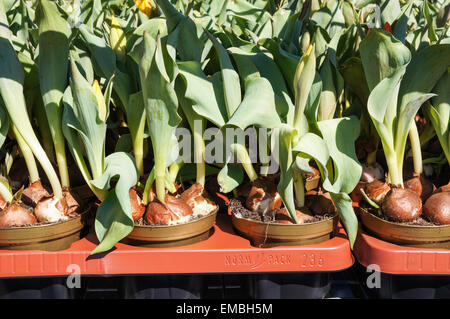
[0,214,353,275]
[218,193,338,248]
[0,207,92,251]
[123,207,218,248]
[353,225,450,299]
[359,207,450,248]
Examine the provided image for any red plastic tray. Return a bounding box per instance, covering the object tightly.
[354,227,450,275]
[0,215,354,278]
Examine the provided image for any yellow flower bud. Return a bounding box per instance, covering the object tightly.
[92,80,107,122]
[135,0,154,17]
[110,15,127,62]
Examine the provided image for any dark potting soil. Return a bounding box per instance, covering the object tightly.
[229,198,334,224]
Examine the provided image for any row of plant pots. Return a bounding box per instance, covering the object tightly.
[0,0,449,289]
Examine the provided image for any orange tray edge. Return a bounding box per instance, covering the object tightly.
[0,215,354,277]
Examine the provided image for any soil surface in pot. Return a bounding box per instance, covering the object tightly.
[230,198,335,224]
[360,203,437,226]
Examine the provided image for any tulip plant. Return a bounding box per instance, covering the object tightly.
[0,0,448,255]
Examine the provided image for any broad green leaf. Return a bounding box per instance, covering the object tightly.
[303,72,322,134]
[227,46,292,121]
[293,44,316,133]
[140,32,181,202]
[91,152,138,255]
[423,0,438,44]
[310,0,345,38]
[177,61,227,127]
[226,53,281,130]
[359,29,411,91]
[379,0,401,25]
[398,44,450,114]
[271,124,297,223]
[259,38,299,95]
[330,192,358,249]
[62,87,95,192]
[392,1,413,43]
[0,99,10,149]
[340,57,369,105]
[318,116,362,194]
[217,162,244,193]
[0,3,62,198]
[292,132,330,181]
[79,24,132,110]
[206,31,241,118]
[431,70,450,136]
[127,91,146,175]
[68,57,107,180]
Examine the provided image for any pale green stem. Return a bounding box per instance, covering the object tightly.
[385,146,403,186]
[155,153,166,203]
[53,131,70,188]
[409,123,423,175]
[133,136,144,177]
[169,161,183,183]
[142,167,155,205]
[193,127,205,187]
[366,150,377,166]
[11,123,39,183]
[260,165,270,177]
[34,99,55,164]
[231,143,258,182]
[293,170,305,208]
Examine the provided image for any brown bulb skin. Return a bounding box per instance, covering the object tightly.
[423,192,450,225]
[22,180,51,207]
[62,188,81,215]
[180,183,204,208]
[382,188,422,222]
[435,183,450,194]
[275,207,313,224]
[404,174,435,202]
[0,202,37,227]
[145,195,192,225]
[130,188,145,221]
[238,179,281,213]
[365,180,391,204]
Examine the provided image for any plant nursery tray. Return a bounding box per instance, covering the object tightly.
[354,227,450,275]
[0,215,353,278]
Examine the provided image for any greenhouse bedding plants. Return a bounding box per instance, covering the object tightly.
[347,18,450,247]
[0,0,447,262]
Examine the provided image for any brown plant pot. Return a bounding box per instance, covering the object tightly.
[305,175,320,191]
[231,213,339,248]
[0,206,92,251]
[359,207,450,249]
[123,207,219,248]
